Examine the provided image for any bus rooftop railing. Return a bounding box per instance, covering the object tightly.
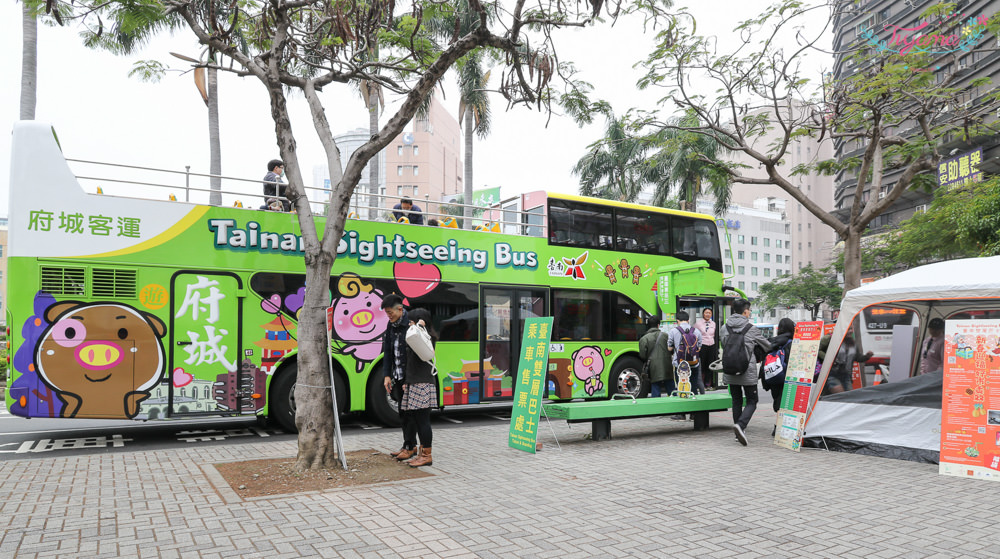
[65,158,547,236]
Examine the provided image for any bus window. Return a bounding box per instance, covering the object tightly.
[553,289,605,341]
[612,293,651,341]
[548,198,613,249]
[615,208,670,254]
[672,217,722,271]
[417,282,479,342]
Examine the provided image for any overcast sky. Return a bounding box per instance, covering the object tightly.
[2,1,832,215]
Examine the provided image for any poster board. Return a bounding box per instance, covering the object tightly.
[508,317,554,453]
[774,321,824,451]
[939,319,1000,481]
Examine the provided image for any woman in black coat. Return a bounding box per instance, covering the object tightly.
[760,318,796,413]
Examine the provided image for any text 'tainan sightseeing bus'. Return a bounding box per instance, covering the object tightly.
[4,123,732,429]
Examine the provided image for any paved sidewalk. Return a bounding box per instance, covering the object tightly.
[2,402,999,558]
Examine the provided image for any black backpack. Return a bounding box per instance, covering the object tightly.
[722,323,753,375]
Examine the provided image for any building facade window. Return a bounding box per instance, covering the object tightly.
[397,166,403,176]
[764,269,771,277]
[751,252,758,261]
[738,235,745,244]
[397,145,403,155]
[738,266,745,275]
[725,249,732,258]
[764,253,770,262]
[751,236,758,245]
[764,238,770,247]
[725,265,733,274]
[413,145,419,155]
[738,281,746,289]
[738,250,745,260]
[413,165,419,176]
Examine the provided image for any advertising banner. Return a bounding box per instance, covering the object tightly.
[774,321,824,451]
[508,317,554,453]
[939,320,1000,481]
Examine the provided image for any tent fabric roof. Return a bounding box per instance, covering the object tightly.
[844,256,1000,307]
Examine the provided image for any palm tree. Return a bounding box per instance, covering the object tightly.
[573,113,657,202]
[457,51,491,228]
[20,2,38,120]
[647,112,732,214]
[423,0,496,228]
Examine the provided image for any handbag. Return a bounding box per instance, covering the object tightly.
[390,378,404,403]
[406,323,437,375]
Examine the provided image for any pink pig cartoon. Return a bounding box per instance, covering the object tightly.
[330,273,389,372]
[571,346,605,396]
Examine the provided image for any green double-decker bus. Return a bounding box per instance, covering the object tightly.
[5,122,732,429]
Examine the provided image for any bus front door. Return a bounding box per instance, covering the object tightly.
[169,272,246,417]
[480,287,548,402]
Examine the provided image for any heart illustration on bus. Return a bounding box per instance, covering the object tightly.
[393,262,442,304]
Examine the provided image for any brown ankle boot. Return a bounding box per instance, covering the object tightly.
[390,446,407,457]
[396,447,417,461]
[408,446,432,467]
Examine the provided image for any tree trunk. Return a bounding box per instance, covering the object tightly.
[208,65,222,206]
[463,106,474,229]
[20,3,37,120]
[293,254,340,470]
[842,228,863,295]
[367,96,380,220]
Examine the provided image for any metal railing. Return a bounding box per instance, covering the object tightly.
[65,158,547,237]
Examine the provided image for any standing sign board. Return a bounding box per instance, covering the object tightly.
[508,317,554,453]
[774,321,824,451]
[939,320,1000,481]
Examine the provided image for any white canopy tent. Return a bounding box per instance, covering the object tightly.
[802,256,1000,462]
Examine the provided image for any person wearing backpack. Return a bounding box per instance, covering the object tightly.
[638,316,673,397]
[720,298,772,446]
[760,318,795,434]
[667,310,704,395]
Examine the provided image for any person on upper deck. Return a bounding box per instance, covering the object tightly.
[392,198,424,225]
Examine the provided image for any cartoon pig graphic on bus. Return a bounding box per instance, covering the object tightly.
[330,273,389,372]
[572,345,605,396]
[35,301,167,419]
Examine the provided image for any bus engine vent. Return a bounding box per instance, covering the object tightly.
[40,267,86,296]
[92,268,138,299]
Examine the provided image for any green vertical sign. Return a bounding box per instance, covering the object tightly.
[508,317,554,453]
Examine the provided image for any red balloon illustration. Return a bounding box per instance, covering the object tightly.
[393,262,442,305]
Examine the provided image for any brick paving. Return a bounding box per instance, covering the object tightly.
[2,402,999,558]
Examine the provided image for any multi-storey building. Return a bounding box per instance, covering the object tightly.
[725,104,838,272]
[696,199,810,323]
[830,0,1000,261]
[317,93,463,219]
[384,94,463,219]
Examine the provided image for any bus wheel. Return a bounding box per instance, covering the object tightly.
[608,356,648,399]
[270,369,298,433]
[366,371,402,428]
[270,362,348,433]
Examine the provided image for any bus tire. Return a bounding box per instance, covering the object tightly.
[366,367,402,428]
[269,362,348,433]
[608,356,648,399]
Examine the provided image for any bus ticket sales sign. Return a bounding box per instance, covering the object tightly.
[508,317,554,454]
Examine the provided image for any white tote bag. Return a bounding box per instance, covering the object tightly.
[405,323,437,375]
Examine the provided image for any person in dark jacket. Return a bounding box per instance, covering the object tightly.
[381,295,437,466]
[262,159,290,211]
[760,318,795,418]
[639,317,673,397]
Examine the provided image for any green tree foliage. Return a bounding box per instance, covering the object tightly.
[891,176,1000,267]
[573,110,659,202]
[644,111,731,212]
[756,265,842,320]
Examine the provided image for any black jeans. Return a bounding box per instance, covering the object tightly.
[729,384,758,429]
[401,409,433,449]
